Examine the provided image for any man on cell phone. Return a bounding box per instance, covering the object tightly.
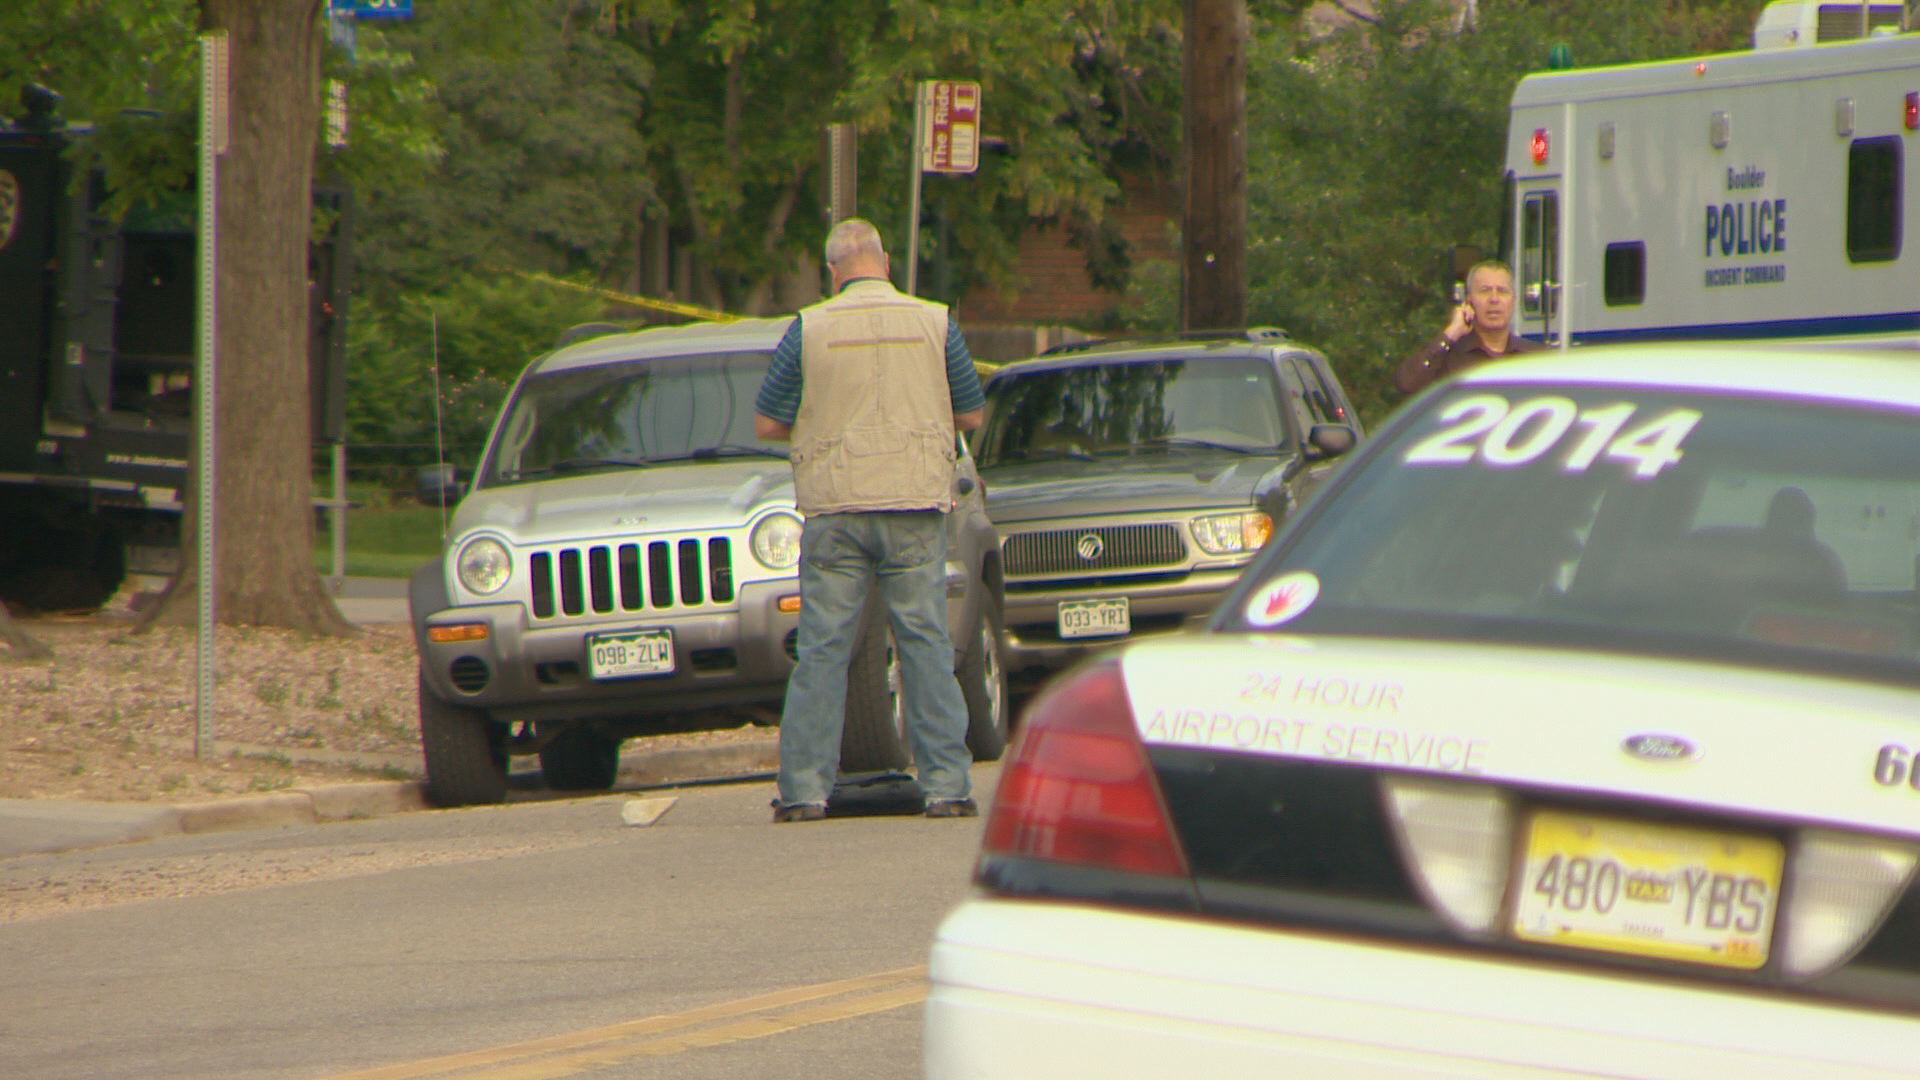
[1393,258,1541,395]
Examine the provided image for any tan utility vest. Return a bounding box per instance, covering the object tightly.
[790,280,957,515]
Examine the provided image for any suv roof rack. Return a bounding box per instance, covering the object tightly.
[1037,325,1290,356]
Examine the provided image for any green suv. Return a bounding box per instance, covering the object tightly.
[972,329,1364,681]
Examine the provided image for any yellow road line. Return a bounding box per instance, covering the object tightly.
[315,966,928,1080]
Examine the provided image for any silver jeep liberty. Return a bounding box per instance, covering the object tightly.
[408,317,1007,806]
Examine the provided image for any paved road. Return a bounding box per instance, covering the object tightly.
[0,770,993,1079]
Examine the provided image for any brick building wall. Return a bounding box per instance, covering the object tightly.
[957,171,1179,331]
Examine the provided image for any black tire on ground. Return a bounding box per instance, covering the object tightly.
[840,589,909,772]
[960,593,1010,761]
[538,726,622,791]
[417,668,509,806]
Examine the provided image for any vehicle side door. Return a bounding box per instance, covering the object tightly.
[1281,355,1352,504]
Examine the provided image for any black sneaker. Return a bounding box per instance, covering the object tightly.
[924,798,978,819]
[771,801,827,823]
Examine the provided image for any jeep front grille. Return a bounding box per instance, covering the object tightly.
[1003,523,1186,576]
[528,537,735,619]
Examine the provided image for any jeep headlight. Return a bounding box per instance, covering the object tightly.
[1191,511,1273,556]
[750,512,804,570]
[456,537,512,595]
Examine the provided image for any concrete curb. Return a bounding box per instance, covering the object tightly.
[0,734,780,858]
[170,781,432,836]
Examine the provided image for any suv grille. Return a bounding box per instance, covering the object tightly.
[528,537,735,620]
[1003,523,1185,576]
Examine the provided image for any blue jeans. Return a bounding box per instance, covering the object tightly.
[776,511,974,807]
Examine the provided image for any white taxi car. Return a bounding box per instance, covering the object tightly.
[927,344,1920,1078]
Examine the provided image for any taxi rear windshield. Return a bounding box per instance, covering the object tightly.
[1244,384,1920,679]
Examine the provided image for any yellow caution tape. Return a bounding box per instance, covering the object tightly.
[512,269,739,322]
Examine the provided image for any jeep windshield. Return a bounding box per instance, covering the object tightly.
[976,356,1289,467]
[483,352,786,486]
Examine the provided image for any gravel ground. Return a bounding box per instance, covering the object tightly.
[0,614,771,804]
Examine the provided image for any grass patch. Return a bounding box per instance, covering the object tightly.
[314,500,449,579]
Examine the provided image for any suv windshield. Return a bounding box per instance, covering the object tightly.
[976,357,1288,466]
[1235,383,1920,681]
[482,351,784,485]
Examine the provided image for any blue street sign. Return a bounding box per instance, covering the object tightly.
[330,0,412,18]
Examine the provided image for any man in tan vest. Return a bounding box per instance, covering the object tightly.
[753,218,986,823]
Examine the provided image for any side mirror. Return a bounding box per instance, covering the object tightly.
[1305,424,1358,461]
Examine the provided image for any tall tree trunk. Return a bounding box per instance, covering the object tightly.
[140,0,353,637]
[1182,0,1249,333]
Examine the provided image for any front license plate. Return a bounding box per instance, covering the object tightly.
[1512,811,1783,970]
[587,628,675,679]
[1058,597,1130,639]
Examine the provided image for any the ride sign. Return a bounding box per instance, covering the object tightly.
[919,80,981,174]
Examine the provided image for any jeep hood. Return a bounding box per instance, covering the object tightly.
[450,460,795,540]
[980,452,1291,524]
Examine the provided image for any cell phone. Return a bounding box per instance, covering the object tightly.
[1451,282,1466,304]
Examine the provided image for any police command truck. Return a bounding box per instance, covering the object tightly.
[1494,1,1918,349]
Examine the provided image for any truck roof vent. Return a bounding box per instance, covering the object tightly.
[1752,1,1907,49]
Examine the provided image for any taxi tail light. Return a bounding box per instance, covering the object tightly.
[1779,829,1918,977]
[980,659,1190,879]
[1381,776,1514,935]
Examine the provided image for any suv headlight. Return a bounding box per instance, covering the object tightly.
[750,512,804,569]
[1191,511,1272,556]
[456,537,512,595]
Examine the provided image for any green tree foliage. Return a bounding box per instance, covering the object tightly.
[624,0,1185,312]
[345,273,603,465]
[350,1,653,295]
[1240,0,1774,422]
[0,0,201,217]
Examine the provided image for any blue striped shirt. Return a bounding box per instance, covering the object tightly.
[754,281,985,425]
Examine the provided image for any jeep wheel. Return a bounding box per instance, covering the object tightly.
[539,727,622,791]
[841,590,909,772]
[418,668,509,806]
[960,594,1009,761]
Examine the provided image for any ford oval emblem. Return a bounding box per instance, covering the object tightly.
[1623,734,1697,762]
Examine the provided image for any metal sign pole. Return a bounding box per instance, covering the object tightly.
[195,31,227,760]
[906,82,927,296]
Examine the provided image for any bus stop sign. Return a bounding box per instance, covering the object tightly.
[919,80,981,174]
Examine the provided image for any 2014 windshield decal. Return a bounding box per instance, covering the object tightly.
[1403,394,1702,479]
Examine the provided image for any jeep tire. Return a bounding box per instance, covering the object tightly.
[418,668,509,806]
[841,590,909,772]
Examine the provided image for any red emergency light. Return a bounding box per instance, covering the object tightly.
[1530,128,1550,166]
[1906,91,1918,130]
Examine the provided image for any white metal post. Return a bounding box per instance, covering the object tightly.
[906,83,927,296]
[195,31,228,760]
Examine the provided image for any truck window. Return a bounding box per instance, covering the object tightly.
[1520,191,1559,320]
[1603,243,1646,307]
[1846,137,1902,264]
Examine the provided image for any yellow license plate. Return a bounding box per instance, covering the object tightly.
[1511,811,1783,970]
